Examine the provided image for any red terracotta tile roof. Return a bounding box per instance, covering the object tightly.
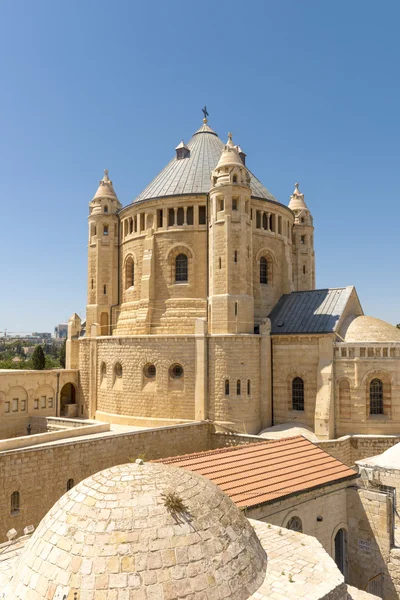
[156,436,357,508]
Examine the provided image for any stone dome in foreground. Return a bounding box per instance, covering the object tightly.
[343,315,400,343]
[8,461,267,599]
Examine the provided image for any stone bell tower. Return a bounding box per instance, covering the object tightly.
[86,170,121,336]
[289,183,315,291]
[208,133,254,334]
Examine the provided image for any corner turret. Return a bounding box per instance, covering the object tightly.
[208,133,254,334]
[290,183,315,290]
[86,170,121,336]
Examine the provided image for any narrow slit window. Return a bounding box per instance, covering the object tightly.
[292,377,304,411]
[260,257,268,284]
[225,379,230,395]
[236,380,241,395]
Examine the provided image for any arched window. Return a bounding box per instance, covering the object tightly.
[219,257,222,269]
[100,362,107,382]
[262,213,268,230]
[339,380,351,419]
[287,516,302,533]
[292,377,304,411]
[247,379,251,395]
[234,250,238,263]
[67,478,74,491]
[114,363,123,379]
[11,491,20,515]
[104,205,108,213]
[125,257,134,289]
[225,379,230,395]
[233,174,237,183]
[175,254,188,282]
[260,257,268,284]
[237,380,241,395]
[370,379,383,415]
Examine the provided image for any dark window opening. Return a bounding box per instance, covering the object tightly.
[225,379,230,395]
[175,253,188,282]
[187,206,194,225]
[168,208,175,227]
[199,206,206,224]
[177,207,184,226]
[292,377,304,411]
[236,380,241,395]
[370,379,384,415]
[260,257,268,284]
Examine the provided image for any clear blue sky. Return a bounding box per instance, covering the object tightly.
[1,0,399,333]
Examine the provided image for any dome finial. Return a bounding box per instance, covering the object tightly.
[202,105,209,124]
[294,182,300,194]
[104,168,109,180]
[227,132,234,147]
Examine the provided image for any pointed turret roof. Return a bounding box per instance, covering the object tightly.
[134,120,276,203]
[215,132,245,168]
[288,182,309,212]
[93,169,119,200]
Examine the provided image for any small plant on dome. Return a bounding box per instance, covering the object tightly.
[161,492,188,515]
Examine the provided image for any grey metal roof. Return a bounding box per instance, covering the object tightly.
[134,123,276,203]
[268,287,354,335]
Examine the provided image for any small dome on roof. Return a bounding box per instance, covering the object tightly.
[8,462,267,599]
[216,133,246,169]
[93,169,119,200]
[343,315,400,343]
[288,182,309,213]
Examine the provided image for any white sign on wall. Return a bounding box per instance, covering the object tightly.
[358,539,371,552]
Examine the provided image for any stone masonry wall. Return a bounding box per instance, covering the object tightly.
[272,335,319,430]
[208,335,262,434]
[248,481,350,560]
[96,336,196,420]
[0,422,214,542]
[0,369,79,439]
[347,487,397,599]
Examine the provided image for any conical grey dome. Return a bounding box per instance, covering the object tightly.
[134,122,276,203]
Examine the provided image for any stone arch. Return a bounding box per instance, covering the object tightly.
[286,370,310,415]
[336,377,352,420]
[331,523,348,576]
[166,244,195,286]
[124,253,137,290]
[255,248,276,286]
[282,508,305,532]
[60,383,76,416]
[362,369,392,418]
[5,386,28,414]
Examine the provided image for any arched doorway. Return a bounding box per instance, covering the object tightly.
[60,383,77,417]
[334,528,347,576]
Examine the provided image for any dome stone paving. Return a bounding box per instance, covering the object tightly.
[7,461,267,599]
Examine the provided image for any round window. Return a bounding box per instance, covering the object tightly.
[170,364,184,379]
[144,364,156,379]
[114,363,123,378]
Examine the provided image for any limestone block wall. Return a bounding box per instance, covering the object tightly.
[347,487,397,599]
[272,335,319,430]
[317,436,400,467]
[248,481,350,560]
[116,195,208,335]
[252,223,293,322]
[0,369,79,439]
[208,335,262,433]
[95,336,196,420]
[334,348,400,436]
[0,422,214,542]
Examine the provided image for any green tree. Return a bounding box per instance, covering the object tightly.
[32,345,46,370]
[396,324,400,329]
[60,340,66,368]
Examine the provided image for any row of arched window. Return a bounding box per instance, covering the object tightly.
[224,379,251,396]
[124,253,271,289]
[125,253,188,289]
[121,205,207,239]
[339,378,384,416]
[291,376,386,416]
[10,480,75,516]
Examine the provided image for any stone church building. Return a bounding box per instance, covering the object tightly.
[65,115,400,439]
